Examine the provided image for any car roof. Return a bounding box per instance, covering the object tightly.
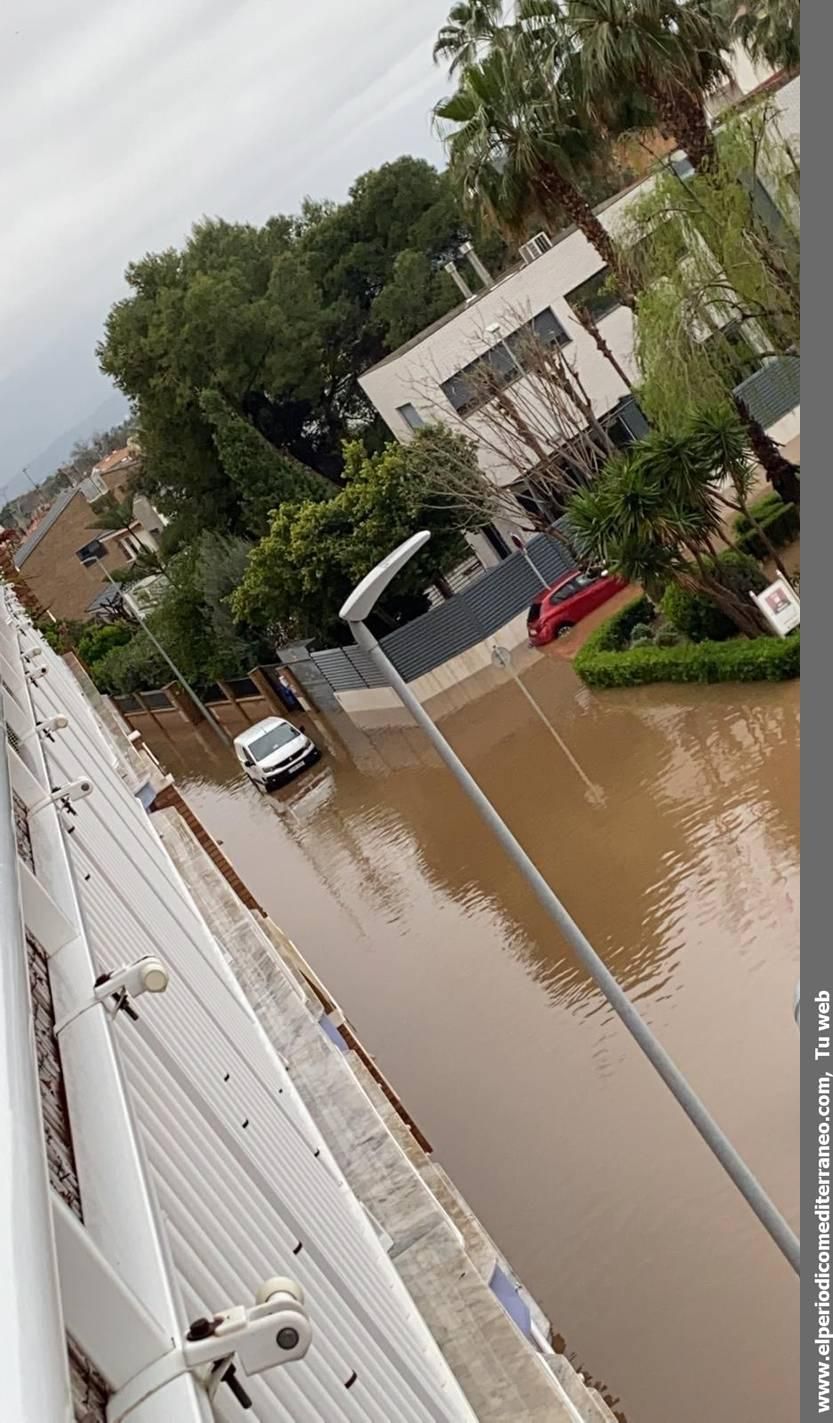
[233,716,295,749]
[539,568,580,597]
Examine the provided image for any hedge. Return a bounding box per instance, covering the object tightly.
[734,492,800,559]
[574,596,800,688]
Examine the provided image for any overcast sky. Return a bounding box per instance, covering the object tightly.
[1,0,453,489]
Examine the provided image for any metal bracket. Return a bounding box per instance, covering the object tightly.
[30,778,93,818]
[52,1196,311,1419]
[54,957,170,1036]
[109,1284,311,1419]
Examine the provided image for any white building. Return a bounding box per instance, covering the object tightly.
[360,72,800,567]
[0,584,615,1421]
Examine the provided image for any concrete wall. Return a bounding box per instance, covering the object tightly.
[769,407,801,448]
[336,609,539,729]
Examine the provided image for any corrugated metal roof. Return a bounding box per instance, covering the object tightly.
[15,487,78,566]
[15,605,476,1421]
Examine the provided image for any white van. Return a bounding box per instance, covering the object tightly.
[233,717,321,791]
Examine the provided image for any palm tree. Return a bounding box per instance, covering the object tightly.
[721,0,800,73]
[688,404,797,580]
[568,428,768,636]
[435,40,635,300]
[567,0,733,171]
[433,0,504,74]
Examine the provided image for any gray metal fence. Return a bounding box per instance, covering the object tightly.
[734,356,800,429]
[281,528,575,697]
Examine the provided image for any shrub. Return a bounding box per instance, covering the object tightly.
[92,632,169,696]
[661,551,767,643]
[629,621,655,646]
[588,595,656,652]
[654,626,681,647]
[575,622,799,689]
[77,621,134,671]
[37,618,86,654]
[735,492,800,559]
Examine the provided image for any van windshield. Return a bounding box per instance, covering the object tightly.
[246,724,299,762]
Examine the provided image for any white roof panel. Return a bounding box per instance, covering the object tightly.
[3,590,475,1422]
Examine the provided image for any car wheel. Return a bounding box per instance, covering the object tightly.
[555,622,575,639]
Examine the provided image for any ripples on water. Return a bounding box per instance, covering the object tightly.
[142,665,799,1423]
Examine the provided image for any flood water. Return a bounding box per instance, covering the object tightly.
[138,654,799,1423]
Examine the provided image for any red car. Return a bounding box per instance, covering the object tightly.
[527,568,627,646]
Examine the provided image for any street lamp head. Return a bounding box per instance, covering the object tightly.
[485,322,501,336]
[339,531,432,624]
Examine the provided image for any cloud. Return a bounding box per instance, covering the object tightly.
[0,0,452,478]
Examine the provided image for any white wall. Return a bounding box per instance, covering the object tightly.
[360,179,650,492]
[361,75,801,494]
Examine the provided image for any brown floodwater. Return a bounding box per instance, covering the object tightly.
[137,654,799,1423]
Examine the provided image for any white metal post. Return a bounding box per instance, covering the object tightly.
[341,537,800,1276]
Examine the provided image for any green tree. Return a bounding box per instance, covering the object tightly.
[148,533,272,685]
[94,533,275,695]
[200,390,331,537]
[433,0,503,73]
[720,0,800,71]
[232,429,470,644]
[76,621,135,673]
[686,403,796,580]
[435,38,633,296]
[371,250,461,350]
[568,424,769,637]
[98,160,509,542]
[621,101,800,499]
[92,632,169,696]
[567,0,732,171]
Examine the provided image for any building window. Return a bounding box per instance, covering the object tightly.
[75,539,105,566]
[397,402,424,430]
[481,524,511,560]
[118,531,144,560]
[511,476,568,525]
[566,269,622,323]
[441,308,570,418]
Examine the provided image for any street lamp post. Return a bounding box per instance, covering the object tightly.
[98,564,231,747]
[340,531,799,1275]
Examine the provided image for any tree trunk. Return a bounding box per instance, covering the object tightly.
[574,307,634,389]
[685,544,768,638]
[432,573,455,600]
[641,76,716,173]
[715,488,794,585]
[540,172,635,308]
[734,397,801,504]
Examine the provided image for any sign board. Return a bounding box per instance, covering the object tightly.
[750,576,800,637]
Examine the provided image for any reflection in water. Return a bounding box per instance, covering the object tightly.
[141,659,799,1423]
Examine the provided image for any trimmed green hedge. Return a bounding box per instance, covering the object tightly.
[574,595,800,688]
[735,492,800,559]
